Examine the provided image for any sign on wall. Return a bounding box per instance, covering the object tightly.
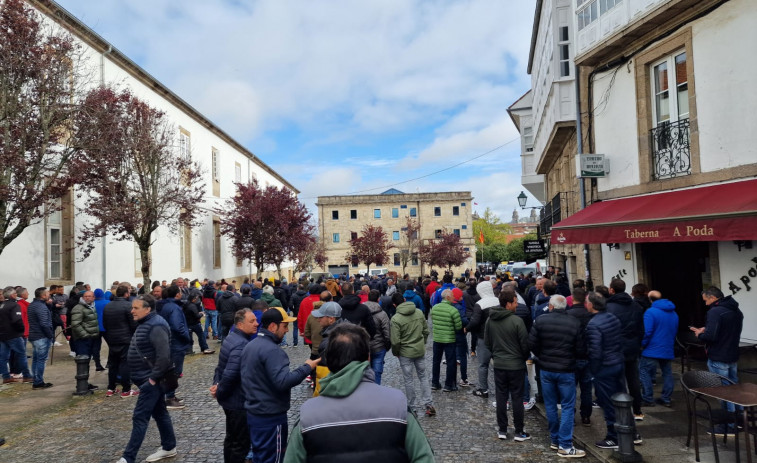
[576,154,609,178]
[524,240,546,254]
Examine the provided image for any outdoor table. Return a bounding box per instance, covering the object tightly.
[692,382,757,463]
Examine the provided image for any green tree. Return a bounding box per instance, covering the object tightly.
[473,207,512,247]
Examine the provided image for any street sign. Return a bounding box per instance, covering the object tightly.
[576,154,609,178]
[523,239,546,254]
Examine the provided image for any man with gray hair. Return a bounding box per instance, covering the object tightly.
[0,287,32,384]
[528,293,585,457]
[430,289,463,392]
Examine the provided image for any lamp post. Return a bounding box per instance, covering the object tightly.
[517,191,543,210]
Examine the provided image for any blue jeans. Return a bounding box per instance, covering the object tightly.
[575,359,594,418]
[639,356,673,403]
[371,349,386,385]
[594,363,624,441]
[291,320,299,346]
[0,337,31,379]
[541,370,576,449]
[455,332,468,382]
[72,337,95,357]
[122,381,176,463]
[707,359,739,413]
[432,342,457,388]
[204,310,219,338]
[31,338,52,385]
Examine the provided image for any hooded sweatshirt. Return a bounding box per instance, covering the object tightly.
[338,294,376,337]
[606,292,645,360]
[641,298,679,359]
[466,282,499,339]
[403,289,426,313]
[391,301,429,359]
[698,296,744,363]
[484,306,529,370]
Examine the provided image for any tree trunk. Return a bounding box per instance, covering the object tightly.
[139,242,152,290]
[366,263,371,275]
[275,263,282,280]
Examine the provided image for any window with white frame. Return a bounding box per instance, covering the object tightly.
[179,129,191,159]
[234,162,241,184]
[523,126,534,152]
[46,199,62,280]
[212,148,221,197]
[212,149,220,182]
[558,26,570,78]
[651,50,689,127]
[577,0,622,31]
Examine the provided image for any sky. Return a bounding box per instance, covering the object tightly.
[54,0,539,222]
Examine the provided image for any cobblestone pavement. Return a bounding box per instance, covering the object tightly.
[0,331,598,463]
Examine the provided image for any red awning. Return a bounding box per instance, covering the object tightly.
[550,179,757,244]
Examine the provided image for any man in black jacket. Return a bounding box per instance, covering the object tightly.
[0,287,32,384]
[184,291,214,356]
[567,287,594,426]
[28,287,54,389]
[337,283,376,337]
[289,284,308,348]
[103,285,138,397]
[606,279,644,420]
[217,285,239,341]
[528,294,585,458]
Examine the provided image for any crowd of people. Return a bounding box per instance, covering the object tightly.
[0,266,745,462]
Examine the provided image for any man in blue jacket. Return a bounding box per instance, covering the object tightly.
[241,307,319,463]
[212,309,259,463]
[639,291,678,407]
[156,285,191,410]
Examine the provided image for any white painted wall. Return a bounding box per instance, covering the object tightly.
[693,0,757,173]
[717,242,757,342]
[601,242,638,287]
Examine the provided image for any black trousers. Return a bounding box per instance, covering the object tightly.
[494,368,526,433]
[623,358,642,415]
[107,344,130,391]
[223,408,250,463]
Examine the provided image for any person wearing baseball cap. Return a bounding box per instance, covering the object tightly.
[240,307,319,463]
[310,301,344,396]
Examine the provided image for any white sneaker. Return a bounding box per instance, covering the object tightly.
[524,398,536,411]
[116,458,127,463]
[69,351,76,358]
[145,447,177,462]
[53,341,63,347]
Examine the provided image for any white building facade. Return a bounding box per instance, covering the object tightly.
[0,0,297,292]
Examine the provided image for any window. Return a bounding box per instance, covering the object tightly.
[393,253,400,266]
[558,26,570,78]
[435,229,442,238]
[400,205,407,209]
[452,206,460,216]
[462,225,468,230]
[411,252,419,266]
[45,192,73,283]
[234,162,241,184]
[524,126,534,152]
[392,208,399,218]
[453,229,460,236]
[351,232,358,240]
[332,210,339,220]
[47,200,62,280]
[333,233,340,243]
[350,209,357,219]
[179,129,191,159]
[179,221,192,272]
[213,218,221,268]
[652,51,689,127]
[393,231,400,241]
[461,202,466,207]
[374,209,381,219]
[211,148,220,197]
[434,207,441,217]
[410,207,417,217]
[577,0,598,31]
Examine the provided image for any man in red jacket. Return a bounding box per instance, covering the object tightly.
[297,285,322,347]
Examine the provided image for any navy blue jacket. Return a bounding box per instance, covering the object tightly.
[155,298,191,354]
[532,293,550,320]
[28,298,54,341]
[214,328,252,410]
[606,292,645,361]
[698,296,744,363]
[642,299,679,359]
[127,312,171,386]
[241,328,312,416]
[585,311,624,374]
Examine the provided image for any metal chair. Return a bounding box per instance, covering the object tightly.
[676,332,706,374]
[680,370,738,463]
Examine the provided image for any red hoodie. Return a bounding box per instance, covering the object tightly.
[298,294,321,342]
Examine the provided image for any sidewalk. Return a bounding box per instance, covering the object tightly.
[532,363,756,463]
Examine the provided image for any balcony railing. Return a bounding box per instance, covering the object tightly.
[650,118,691,180]
[539,193,563,238]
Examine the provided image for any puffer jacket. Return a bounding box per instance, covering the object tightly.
[365,301,391,353]
[641,299,679,359]
[214,328,253,410]
[391,302,429,359]
[466,282,499,339]
[430,300,462,344]
[528,308,583,373]
[127,311,171,386]
[27,299,54,342]
[606,292,644,360]
[155,298,191,354]
[70,303,100,340]
[217,291,239,328]
[585,311,624,374]
[699,296,744,363]
[102,297,137,346]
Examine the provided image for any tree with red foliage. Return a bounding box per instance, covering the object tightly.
[75,86,205,288]
[0,0,90,256]
[292,235,328,276]
[346,224,391,275]
[420,231,470,274]
[218,181,313,279]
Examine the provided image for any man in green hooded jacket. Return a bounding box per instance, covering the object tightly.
[392,300,435,416]
[285,323,434,463]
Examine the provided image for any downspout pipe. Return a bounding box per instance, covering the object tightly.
[574,63,592,288]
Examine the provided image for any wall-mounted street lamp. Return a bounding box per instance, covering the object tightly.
[517,191,543,210]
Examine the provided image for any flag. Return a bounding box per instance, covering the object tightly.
[479,231,484,244]
[474,202,478,205]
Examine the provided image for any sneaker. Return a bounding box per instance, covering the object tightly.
[106,389,118,397]
[459,379,472,387]
[550,443,559,450]
[524,398,536,411]
[305,375,313,384]
[442,386,458,392]
[472,389,488,398]
[165,397,185,410]
[595,439,618,449]
[431,384,442,391]
[592,401,600,408]
[32,382,53,389]
[121,390,140,398]
[634,413,644,421]
[470,351,477,357]
[425,405,436,417]
[558,447,586,458]
[456,360,461,365]
[641,400,656,407]
[513,432,531,442]
[581,416,591,427]
[654,398,671,407]
[53,341,63,347]
[202,349,215,355]
[497,431,507,440]
[145,447,178,462]
[634,433,643,445]
[442,359,447,364]
[116,458,127,463]
[2,378,18,384]
[87,383,99,390]
[69,351,76,357]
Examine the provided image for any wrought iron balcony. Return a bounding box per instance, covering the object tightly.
[650,118,691,180]
[539,193,563,237]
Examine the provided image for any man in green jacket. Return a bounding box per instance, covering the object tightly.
[430,289,462,392]
[391,300,435,416]
[285,323,434,463]
[485,288,531,441]
[70,291,100,358]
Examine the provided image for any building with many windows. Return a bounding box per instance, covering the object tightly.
[316,190,476,277]
[0,0,297,291]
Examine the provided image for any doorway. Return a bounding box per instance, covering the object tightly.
[639,241,712,327]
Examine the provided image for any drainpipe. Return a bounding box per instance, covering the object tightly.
[100,45,112,290]
[575,63,592,287]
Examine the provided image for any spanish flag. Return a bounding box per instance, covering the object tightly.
[479,231,484,243]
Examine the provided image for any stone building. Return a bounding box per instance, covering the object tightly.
[316,189,476,277]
